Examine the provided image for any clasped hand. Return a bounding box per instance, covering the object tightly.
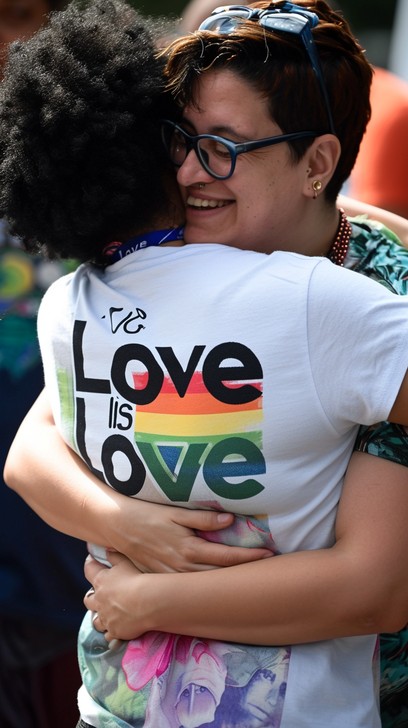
[84,552,148,642]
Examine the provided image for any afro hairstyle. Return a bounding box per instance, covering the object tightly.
[0,0,178,262]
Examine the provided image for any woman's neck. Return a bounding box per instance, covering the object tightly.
[288,202,342,258]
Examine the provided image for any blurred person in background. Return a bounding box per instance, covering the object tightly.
[348,64,408,219]
[0,2,87,727]
[329,1,408,219]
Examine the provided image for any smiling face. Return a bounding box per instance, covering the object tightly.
[176,69,314,254]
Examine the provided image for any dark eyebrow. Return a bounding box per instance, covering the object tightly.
[180,116,252,142]
[178,118,196,134]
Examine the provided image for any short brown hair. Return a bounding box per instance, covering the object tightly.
[164,0,373,201]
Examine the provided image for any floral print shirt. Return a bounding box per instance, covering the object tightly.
[345,216,408,728]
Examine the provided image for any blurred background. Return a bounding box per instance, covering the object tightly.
[126,0,407,78]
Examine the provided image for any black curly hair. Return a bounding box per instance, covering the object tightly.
[0,0,179,262]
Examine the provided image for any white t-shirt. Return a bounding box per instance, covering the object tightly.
[38,243,408,727]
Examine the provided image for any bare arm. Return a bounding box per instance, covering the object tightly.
[85,451,408,644]
[3,389,272,572]
[6,386,408,644]
[388,368,408,424]
[339,193,408,248]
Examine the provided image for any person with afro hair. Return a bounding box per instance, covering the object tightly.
[0,0,180,263]
[3,2,408,727]
[0,2,92,728]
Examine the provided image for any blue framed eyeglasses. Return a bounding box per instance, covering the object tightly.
[199,2,336,136]
[161,119,319,180]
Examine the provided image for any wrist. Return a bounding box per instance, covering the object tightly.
[107,496,155,558]
[143,572,184,633]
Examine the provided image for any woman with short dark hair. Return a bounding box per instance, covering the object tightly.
[3,2,408,727]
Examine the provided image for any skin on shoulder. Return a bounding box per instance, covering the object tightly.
[339,194,408,248]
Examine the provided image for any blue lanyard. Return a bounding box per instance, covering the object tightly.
[102,226,184,265]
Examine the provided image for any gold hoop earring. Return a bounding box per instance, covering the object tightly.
[312,180,322,199]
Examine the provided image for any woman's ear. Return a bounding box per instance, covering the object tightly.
[303,134,341,199]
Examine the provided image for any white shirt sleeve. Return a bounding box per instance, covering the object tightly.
[306,258,408,431]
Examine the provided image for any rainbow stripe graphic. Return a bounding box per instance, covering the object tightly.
[133,371,263,443]
[132,371,264,501]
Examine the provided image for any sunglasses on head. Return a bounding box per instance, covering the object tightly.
[199,1,336,136]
